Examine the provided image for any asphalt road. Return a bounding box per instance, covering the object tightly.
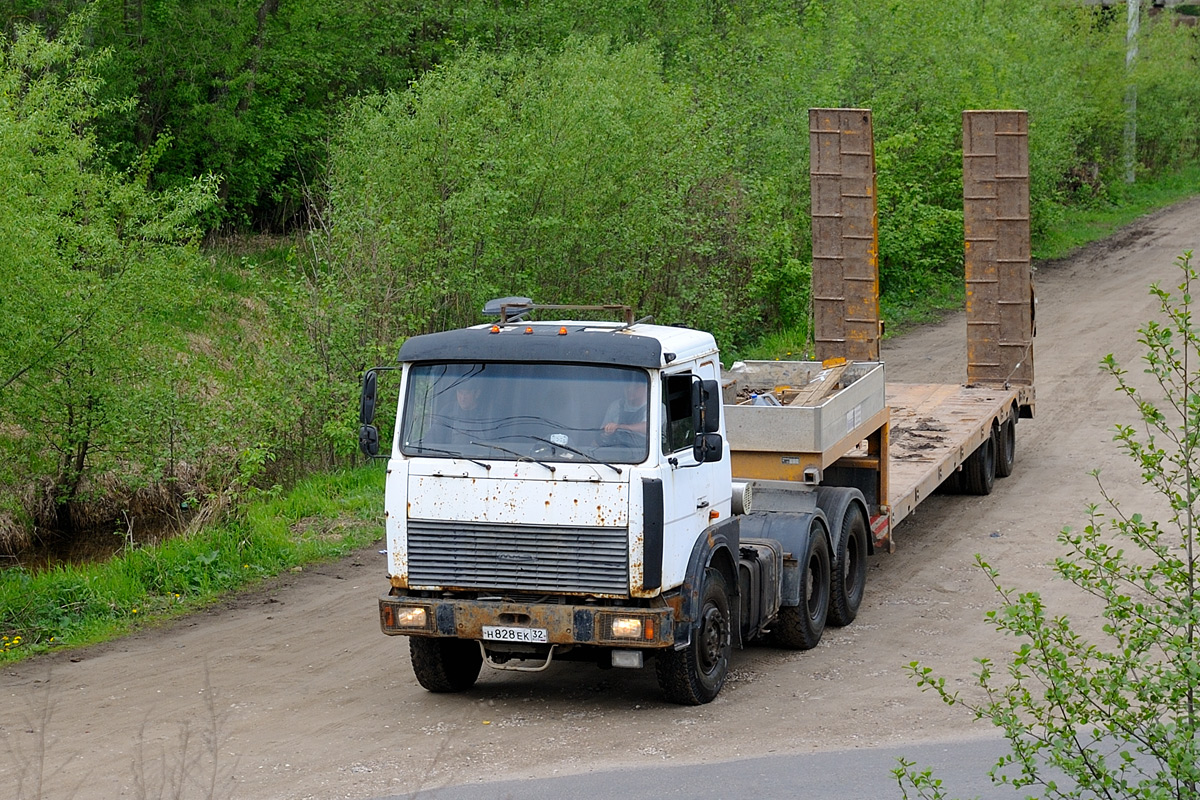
[381,736,1035,800]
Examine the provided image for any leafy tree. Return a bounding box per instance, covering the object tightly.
[0,20,217,530]
[897,252,1200,800]
[319,37,760,356]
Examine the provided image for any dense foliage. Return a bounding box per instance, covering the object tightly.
[1,1,1199,554]
[321,39,759,350]
[0,22,218,548]
[320,0,1200,374]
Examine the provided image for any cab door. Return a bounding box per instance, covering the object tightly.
[655,359,729,590]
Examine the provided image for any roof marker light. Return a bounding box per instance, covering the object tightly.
[489,325,500,334]
[558,327,568,336]
[524,326,534,334]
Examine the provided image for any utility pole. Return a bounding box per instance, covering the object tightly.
[1124,0,1140,184]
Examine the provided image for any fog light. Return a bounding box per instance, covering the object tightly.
[610,617,644,639]
[395,607,427,628]
[612,649,644,669]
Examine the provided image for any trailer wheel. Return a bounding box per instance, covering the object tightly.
[829,506,868,627]
[410,637,483,693]
[771,530,830,650]
[961,434,996,495]
[656,568,731,705]
[934,469,962,495]
[995,415,1016,478]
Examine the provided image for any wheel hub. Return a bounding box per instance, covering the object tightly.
[698,606,727,673]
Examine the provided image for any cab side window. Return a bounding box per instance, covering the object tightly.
[661,374,696,454]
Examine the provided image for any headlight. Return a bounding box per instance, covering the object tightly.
[381,603,430,631]
[610,617,645,639]
[395,607,427,628]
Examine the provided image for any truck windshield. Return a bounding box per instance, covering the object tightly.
[400,363,650,465]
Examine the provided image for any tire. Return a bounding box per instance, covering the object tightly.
[935,469,962,495]
[656,568,732,705]
[995,415,1016,478]
[771,529,831,650]
[409,637,483,693]
[961,434,996,495]
[829,506,868,627]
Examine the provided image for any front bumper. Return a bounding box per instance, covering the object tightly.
[379,594,676,648]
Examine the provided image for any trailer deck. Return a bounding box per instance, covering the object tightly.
[884,382,1032,531]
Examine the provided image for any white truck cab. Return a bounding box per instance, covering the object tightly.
[360,306,752,704]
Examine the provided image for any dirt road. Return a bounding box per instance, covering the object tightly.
[3,198,1198,800]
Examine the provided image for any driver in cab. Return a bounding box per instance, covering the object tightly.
[601,379,648,442]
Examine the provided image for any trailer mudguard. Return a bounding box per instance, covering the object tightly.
[738,511,829,608]
[674,515,742,648]
[815,486,873,560]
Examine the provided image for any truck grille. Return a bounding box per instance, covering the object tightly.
[406,520,629,595]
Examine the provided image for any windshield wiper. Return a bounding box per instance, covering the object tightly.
[526,435,621,475]
[406,444,491,471]
[471,440,556,474]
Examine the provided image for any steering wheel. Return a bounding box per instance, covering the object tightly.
[600,428,646,449]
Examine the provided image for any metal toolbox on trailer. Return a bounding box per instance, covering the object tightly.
[721,361,886,455]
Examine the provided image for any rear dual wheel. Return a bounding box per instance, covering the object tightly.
[770,529,831,650]
[829,507,868,627]
[995,415,1016,478]
[961,433,996,495]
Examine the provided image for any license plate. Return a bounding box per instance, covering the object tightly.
[482,625,548,644]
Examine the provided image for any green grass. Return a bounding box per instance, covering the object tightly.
[880,280,966,338]
[0,466,384,663]
[730,329,816,363]
[1034,164,1200,261]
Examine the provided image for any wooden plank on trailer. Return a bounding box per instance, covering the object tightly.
[784,364,849,407]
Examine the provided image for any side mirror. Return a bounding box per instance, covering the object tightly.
[360,370,378,425]
[693,433,723,463]
[691,378,721,434]
[359,424,380,457]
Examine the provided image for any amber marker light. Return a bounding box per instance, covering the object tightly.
[489,325,500,334]
[709,510,720,520]
[524,326,534,334]
[558,326,568,335]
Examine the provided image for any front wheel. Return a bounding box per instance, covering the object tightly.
[656,568,732,705]
[771,529,830,650]
[410,637,483,693]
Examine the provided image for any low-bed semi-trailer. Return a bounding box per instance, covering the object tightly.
[359,109,1035,704]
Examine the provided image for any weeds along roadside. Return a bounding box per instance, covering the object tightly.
[0,467,383,663]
